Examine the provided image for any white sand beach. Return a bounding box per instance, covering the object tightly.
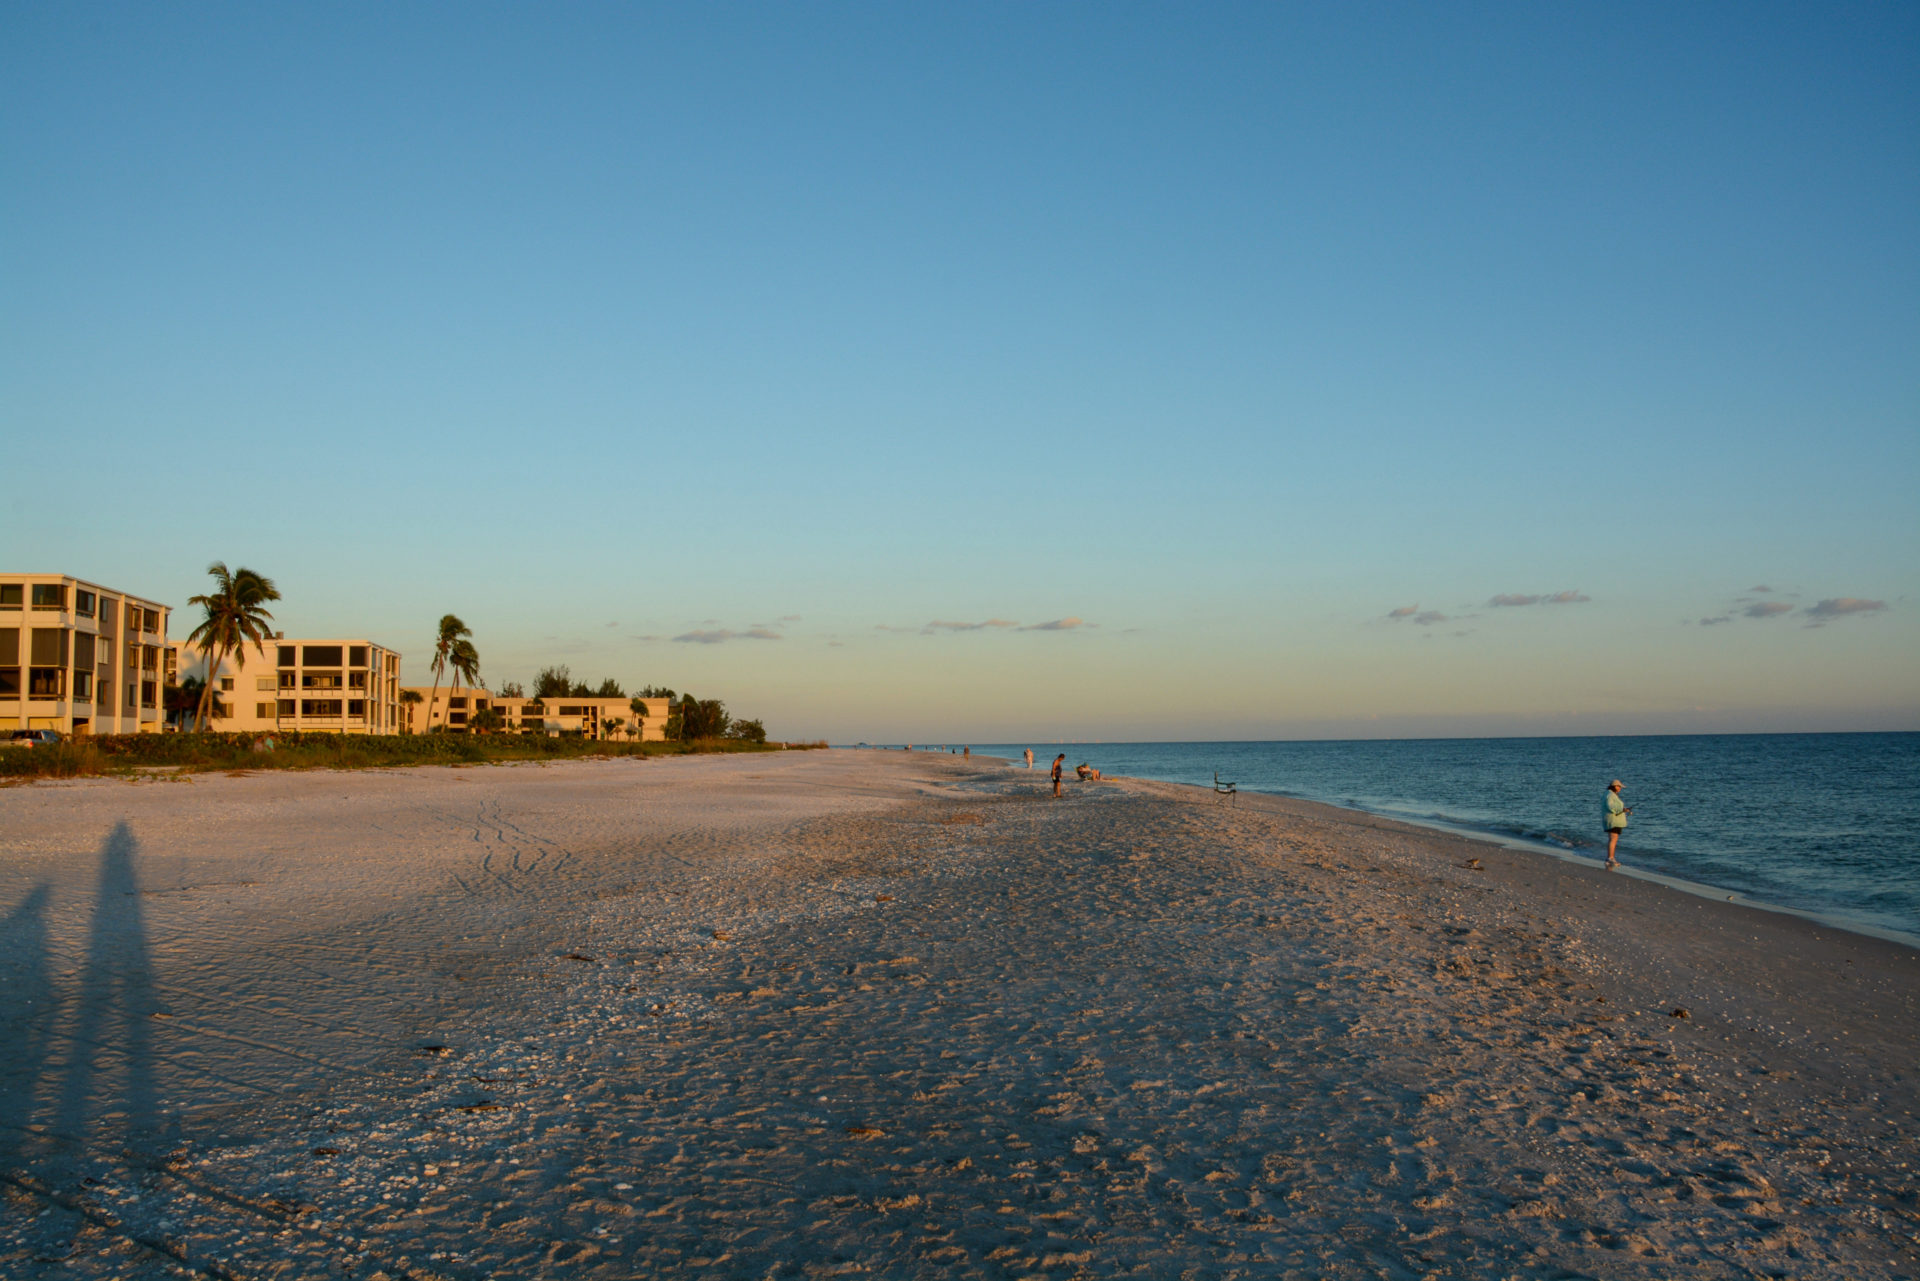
[2,751,1915,1278]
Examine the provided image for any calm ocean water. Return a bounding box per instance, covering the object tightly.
[915,734,1920,945]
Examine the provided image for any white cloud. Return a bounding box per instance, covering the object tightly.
[1489,593,1540,607]
[1743,602,1794,619]
[1018,617,1088,631]
[1805,597,1886,620]
[1546,591,1590,604]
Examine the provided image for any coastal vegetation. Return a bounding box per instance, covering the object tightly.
[0,730,823,782]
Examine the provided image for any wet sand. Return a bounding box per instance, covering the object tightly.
[1,750,1916,1278]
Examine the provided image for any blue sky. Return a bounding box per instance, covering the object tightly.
[4,3,1915,740]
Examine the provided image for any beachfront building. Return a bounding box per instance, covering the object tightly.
[0,573,171,735]
[493,695,669,741]
[399,686,494,734]
[178,637,403,735]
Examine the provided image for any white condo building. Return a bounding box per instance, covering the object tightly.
[1,573,170,735]
[179,636,402,734]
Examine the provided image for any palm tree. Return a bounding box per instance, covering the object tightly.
[186,563,281,732]
[602,715,625,742]
[446,638,481,732]
[399,688,423,734]
[629,696,649,741]
[425,614,472,733]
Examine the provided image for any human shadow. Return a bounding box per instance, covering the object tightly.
[45,822,165,1168]
[0,882,54,1176]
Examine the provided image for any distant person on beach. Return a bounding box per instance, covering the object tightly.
[1051,753,1066,797]
[964,746,970,758]
[1023,749,1034,769]
[1604,779,1632,868]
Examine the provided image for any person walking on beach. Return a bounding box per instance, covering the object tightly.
[1051,753,1066,798]
[1023,748,1034,769]
[1603,779,1632,869]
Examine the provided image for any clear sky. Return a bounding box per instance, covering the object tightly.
[4,3,1916,741]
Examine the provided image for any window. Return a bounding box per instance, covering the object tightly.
[29,667,66,697]
[476,699,489,710]
[449,696,467,709]
[522,717,544,730]
[30,629,67,666]
[32,584,66,611]
[141,609,159,634]
[76,590,96,617]
[303,645,343,666]
[348,671,367,689]
[349,700,366,717]
[73,633,95,667]
[257,702,276,719]
[212,700,230,719]
[127,684,137,710]
[279,671,296,689]
[350,646,368,666]
[561,705,586,716]
[96,639,111,668]
[97,679,109,708]
[300,699,343,717]
[143,646,158,671]
[97,598,115,628]
[141,681,157,708]
[0,628,15,665]
[449,711,467,724]
[220,677,234,692]
[303,672,342,689]
[257,676,277,691]
[0,584,20,608]
[279,646,296,667]
[74,671,92,699]
[278,699,296,717]
[0,667,18,697]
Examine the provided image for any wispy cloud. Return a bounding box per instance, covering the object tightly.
[1386,605,1448,626]
[1489,590,1589,607]
[1018,617,1088,632]
[1805,597,1886,620]
[1743,601,1794,619]
[1698,616,1732,626]
[673,627,783,644]
[1751,585,1774,593]
[925,619,1018,633]
[1387,605,1419,619]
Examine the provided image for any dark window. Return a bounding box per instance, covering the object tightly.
[303,672,342,689]
[279,699,296,716]
[522,717,544,730]
[75,590,96,617]
[96,679,109,708]
[0,667,18,697]
[303,645,343,666]
[30,668,66,697]
[73,632,95,666]
[348,699,366,717]
[449,696,467,709]
[97,598,115,628]
[141,681,157,708]
[74,671,92,699]
[279,671,296,689]
[211,700,231,719]
[257,702,275,719]
[30,629,67,666]
[279,646,296,666]
[348,671,367,689]
[350,646,368,666]
[448,711,466,724]
[560,705,586,716]
[142,609,159,633]
[0,584,21,607]
[31,584,66,611]
[0,629,15,665]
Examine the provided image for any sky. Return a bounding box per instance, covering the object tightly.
[4,3,1916,742]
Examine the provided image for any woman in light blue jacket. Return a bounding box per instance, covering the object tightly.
[1603,779,1631,868]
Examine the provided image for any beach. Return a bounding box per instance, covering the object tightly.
[2,751,1915,1278]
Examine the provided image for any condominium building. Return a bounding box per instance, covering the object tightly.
[401,692,668,740]
[179,637,402,734]
[1,573,170,735]
[399,687,494,734]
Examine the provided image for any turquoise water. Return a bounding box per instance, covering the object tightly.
[896,734,1920,944]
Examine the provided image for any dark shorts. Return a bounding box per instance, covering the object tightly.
[1604,827,1624,837]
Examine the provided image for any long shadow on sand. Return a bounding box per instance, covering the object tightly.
[1,823,166,1181]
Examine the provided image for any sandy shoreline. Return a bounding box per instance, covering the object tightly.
[2,751,1915,1277]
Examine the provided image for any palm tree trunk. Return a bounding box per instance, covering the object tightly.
[195,645,221,732]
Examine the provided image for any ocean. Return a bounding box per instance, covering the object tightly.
[926,734,1920,945]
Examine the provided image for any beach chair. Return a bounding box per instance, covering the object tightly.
[1213,771,1237,805]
